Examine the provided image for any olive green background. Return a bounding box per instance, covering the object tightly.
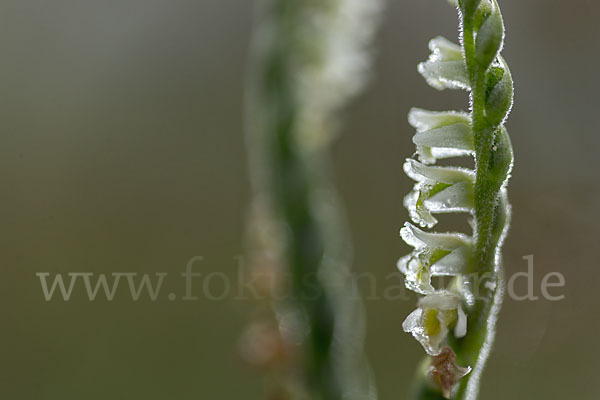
[1,0,597,399]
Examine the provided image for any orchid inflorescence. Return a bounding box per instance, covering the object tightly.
[398,0,514,398]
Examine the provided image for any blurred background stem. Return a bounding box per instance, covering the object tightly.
[244,0,382,399]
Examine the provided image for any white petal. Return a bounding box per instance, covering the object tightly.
[429,246,472,276]
[429,147,473,160]
[428,37,463,61]
[418,292,461,311]
[408,108,470,132]
[397,255,435,295]
[401,222,471,251]
[424,181,475,213]
[404,189,438,228]
[413,123,474,151]
[402,307,446,356]
[415,145,437,165]
[418,59,470,91]
[402,308,423,333]
[404,159,474,185]
[454,306,468,338]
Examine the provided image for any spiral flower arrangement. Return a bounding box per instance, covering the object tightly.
[398,0,514,398]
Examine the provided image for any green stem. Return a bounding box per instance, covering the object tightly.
[452,8,510,398]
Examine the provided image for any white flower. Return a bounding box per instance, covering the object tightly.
[408,108,473,165]
[418,37,469,91]
[402,292,467,356]
[403,159,475,228]
[398,223,473,293]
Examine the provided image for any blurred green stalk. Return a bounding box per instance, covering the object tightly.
[244,0,382,399]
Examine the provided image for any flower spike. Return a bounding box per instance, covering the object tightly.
[399,0,514,398]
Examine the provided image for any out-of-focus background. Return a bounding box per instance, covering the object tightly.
[1,0,598,399]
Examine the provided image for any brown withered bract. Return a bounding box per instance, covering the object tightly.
[429,346,471,399]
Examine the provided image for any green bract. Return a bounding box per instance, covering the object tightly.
[399,0,514,399]
[474,3,504,69]
[485,58,514,126]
